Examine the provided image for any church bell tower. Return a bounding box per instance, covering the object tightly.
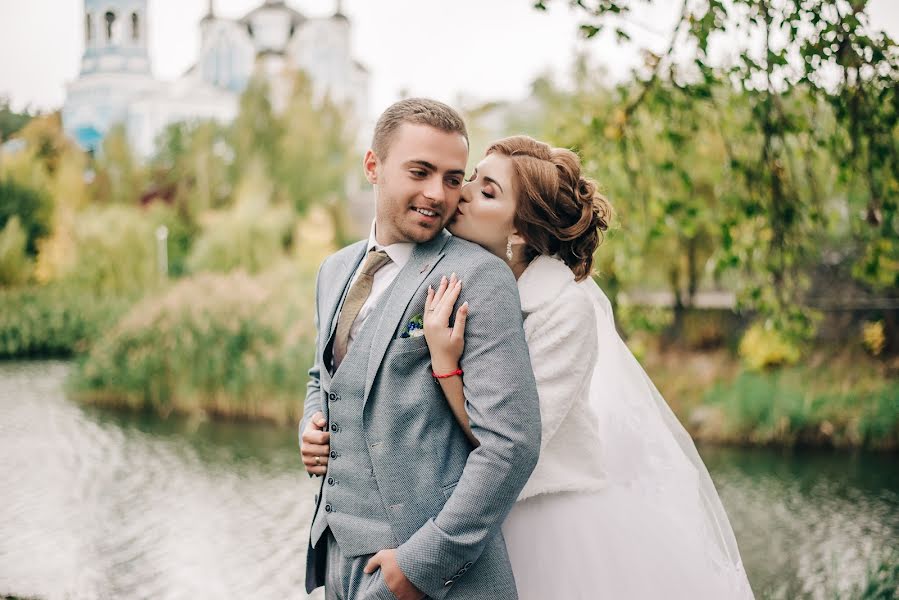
[63,0,158,152]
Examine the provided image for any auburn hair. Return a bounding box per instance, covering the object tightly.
[486,135,611,281]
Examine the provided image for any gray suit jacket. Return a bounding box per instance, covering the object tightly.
[301,230,541,599]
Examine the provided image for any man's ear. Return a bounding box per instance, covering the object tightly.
[363,149,379,184]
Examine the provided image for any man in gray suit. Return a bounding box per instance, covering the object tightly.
[299,98,541,600]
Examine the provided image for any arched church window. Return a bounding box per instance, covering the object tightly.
[105,11,116,42]
[131,13,139,41]
[85,14,92,42]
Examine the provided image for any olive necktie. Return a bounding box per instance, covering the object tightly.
[332,250,392,369]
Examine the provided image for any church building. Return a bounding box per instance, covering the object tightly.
[63,0,370,157]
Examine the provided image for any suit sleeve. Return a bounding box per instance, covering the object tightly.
[395,257,542,599]
[299,262,325,445]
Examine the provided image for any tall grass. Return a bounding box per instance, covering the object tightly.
[0,284,133,357]
[69,261,316,424]
[703,370,899,449]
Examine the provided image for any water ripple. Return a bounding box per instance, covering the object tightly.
[1,361,896,600]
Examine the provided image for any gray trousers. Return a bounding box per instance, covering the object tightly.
[323,529,398,600]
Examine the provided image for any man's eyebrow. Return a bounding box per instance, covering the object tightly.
[405,160,437,171]
[405,160,466,178]
[483,176,504,193]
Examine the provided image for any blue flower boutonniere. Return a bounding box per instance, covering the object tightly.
[401,314,425,338]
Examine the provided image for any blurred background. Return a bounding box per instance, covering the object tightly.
[0,0,897,599]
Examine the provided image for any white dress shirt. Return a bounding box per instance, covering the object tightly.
[341,220,414,355]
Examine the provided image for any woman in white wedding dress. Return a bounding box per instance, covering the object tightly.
[422,135,755,599]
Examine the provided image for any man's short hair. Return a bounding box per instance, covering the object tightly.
[371,98,468,159]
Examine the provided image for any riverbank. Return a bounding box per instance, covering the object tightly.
[67,341,898,450]
[3,277,896,447]
[646,345,899,450]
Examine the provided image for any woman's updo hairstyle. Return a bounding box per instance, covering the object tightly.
[486,135,612,281]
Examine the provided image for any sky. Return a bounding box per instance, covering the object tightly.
[1,0,898,119]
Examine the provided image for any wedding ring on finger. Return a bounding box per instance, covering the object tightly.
[314,456,321,466]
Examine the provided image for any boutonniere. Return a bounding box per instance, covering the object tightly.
[400,314,425,338]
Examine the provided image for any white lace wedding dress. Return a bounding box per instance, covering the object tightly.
[499,257,754,600]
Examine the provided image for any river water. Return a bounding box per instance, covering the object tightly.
[1,361,896,599]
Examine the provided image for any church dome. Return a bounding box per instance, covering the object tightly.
[239,0,306,56]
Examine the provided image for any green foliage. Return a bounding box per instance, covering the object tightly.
[277,72,356,220]
[145,203,197,278]
[91,124,146,205]
[852,553,899,600]
[0,283,132,357]
[149,119,233,215]
[704,371,899,449]
[0,217,33,286]
[64,205,160,296]
[186,159,293,274]
[0,178,52,255]
[540,0,899,349]
[227,72,357,243]
[0,97,34,140]
[615,301,674,338]
[70,263,316,424]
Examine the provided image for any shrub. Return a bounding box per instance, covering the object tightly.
[0,283,132,357]
[0,178,52,255]
[738,320,801,370]
[861,320,886,357]
[70,261,316,424]
[64,205,160,296]
[0,216,33,286]
[186,159,293,275]
[704,371,899,449]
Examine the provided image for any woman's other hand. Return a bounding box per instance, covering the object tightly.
[423,273,468,373]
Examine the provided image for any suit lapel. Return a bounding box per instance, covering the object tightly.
[363,231,451,405]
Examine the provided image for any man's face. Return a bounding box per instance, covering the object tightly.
[363,123,469,245]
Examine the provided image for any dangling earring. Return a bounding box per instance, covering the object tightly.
[506,238,514,262]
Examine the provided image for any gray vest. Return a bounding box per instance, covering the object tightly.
[310,288,398,557]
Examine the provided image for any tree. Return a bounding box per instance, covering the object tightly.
[537,0,898,344]
[277,71,356,246]
[91,124,146,205]
[0,97,33,140]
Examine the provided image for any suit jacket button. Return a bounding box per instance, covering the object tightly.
[328,392,337,401]
[444,581,453,587]
[330,423,339,433]
[464,561,473,568]
[329,450,337,459]
[324,503,333,513]
[327,477,335,486]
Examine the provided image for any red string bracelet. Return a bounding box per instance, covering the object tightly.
[433,368,463,379]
